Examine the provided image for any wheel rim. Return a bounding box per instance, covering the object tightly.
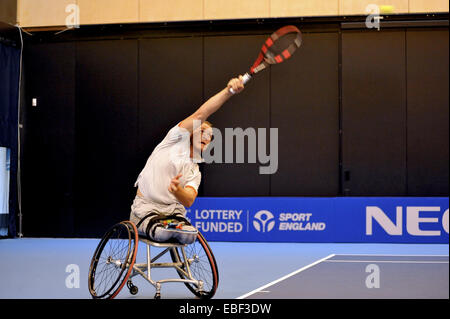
[88,221,138,299]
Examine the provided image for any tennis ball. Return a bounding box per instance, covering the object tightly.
[379,5,395,14]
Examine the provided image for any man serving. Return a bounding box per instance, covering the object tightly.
[130,76,245,239]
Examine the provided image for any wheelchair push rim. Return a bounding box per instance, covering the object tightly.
[88,220,138,299]
[170,231,219,299]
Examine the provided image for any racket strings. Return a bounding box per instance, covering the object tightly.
[248,25,302,75]
[261,26,302,65]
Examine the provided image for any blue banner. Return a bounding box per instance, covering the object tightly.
[185,197,449,243]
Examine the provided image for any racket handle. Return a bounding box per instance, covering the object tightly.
[229,73,252,94]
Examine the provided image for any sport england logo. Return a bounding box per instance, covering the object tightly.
[253,210,275,232]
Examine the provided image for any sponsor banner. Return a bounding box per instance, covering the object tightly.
[335,197,449,243]
[185,197,449,243]
[186,197,333,243]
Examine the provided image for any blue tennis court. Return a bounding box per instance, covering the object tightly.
[241,254,448,299]
[0,238,447,299]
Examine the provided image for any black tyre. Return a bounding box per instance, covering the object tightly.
[88,221,138,299]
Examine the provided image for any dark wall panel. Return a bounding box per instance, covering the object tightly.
[203,35,270,196]
[342,30,407,195]
[20,23,449,238]
[271,32,339,196]
[22,43,76,237]
[138,37,203,191]
[406,29,449,195]
[75,40,138,237]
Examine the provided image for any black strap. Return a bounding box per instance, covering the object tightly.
[135,210,159,229]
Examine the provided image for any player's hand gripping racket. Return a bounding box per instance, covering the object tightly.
[229,25,303,94]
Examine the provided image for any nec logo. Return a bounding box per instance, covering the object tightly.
[366,206,449,236]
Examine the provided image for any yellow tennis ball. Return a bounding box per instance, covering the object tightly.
[379,5,395,14]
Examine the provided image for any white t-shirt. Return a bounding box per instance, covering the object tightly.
[134,124,201,205]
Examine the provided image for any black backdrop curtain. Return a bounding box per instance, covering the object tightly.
[0,41,20,238]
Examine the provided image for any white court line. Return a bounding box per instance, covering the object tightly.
[324,260,449,264]
[236,254,335,299]
[332,254,449,257]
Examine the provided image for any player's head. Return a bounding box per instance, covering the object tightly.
[191,121,213,153]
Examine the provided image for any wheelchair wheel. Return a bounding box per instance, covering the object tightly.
[170,231,219,299]
[88,220,138,299]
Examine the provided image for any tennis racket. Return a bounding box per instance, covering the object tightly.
[230,25,303,94]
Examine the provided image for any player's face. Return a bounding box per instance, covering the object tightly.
[192,123,213,152]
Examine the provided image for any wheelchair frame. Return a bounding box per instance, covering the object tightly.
[128,237,204,299]
[88,220,218,299]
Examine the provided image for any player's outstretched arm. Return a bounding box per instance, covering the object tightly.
[179,75,244,132]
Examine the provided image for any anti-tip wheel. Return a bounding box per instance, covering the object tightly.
[129,285,138,295]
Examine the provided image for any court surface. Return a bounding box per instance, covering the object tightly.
[241,254,449,299]
[0,238,448,299]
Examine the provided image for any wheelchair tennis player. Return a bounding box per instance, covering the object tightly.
[130,76,245,244]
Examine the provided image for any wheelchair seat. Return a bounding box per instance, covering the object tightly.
[138,231,187,247]
[135,211,198,245]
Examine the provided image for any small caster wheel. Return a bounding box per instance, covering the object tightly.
[129,285,138,295]
[127,279,138,295]
[154,293,161,299]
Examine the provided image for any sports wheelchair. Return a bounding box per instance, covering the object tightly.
[88,220,219,299]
